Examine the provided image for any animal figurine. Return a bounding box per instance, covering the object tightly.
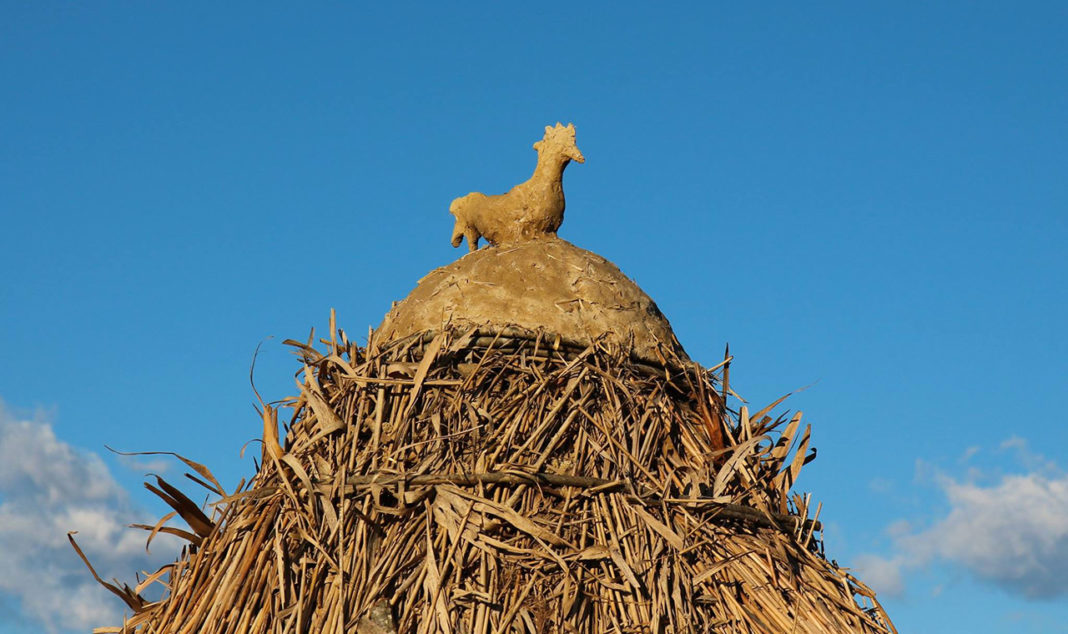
[450,123,584,251]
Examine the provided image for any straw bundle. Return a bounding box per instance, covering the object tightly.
[80,322,895,633]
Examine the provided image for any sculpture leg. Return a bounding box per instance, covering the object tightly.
[465,229,481,251]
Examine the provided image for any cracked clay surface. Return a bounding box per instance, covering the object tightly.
[378,238,686,362]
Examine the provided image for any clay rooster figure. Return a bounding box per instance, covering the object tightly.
[450,123,584,251]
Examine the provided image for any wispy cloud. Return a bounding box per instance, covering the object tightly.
[854,439,1068,600]
[852,553,906,597]
[0,400,178,633]
[116,452,173,475]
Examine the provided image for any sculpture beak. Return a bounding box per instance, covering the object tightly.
[571,150,585,163]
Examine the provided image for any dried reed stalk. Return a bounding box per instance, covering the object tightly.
[81,325,895,634]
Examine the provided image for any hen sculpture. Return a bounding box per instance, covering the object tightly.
[450,122,584,251]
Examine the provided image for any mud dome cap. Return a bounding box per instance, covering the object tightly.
[377,237,688,363]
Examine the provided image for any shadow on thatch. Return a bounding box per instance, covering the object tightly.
[77,323,895,633]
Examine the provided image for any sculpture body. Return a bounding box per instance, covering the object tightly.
[450,122,584,250]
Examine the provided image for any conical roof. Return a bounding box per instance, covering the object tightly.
[78,124,896,634]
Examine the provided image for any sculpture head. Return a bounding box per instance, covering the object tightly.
[533,122,585,164]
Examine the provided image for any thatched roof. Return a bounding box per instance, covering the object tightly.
[76,127,895,631]
[80,325,895,633]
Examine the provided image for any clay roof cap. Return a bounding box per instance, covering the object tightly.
[378,238,687,363]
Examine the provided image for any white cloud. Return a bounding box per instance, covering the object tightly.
[854,441,1068,600]
[884,519,911,539]
[852,553,906,598]
[904,471,1068,598]
[0,401,180,633]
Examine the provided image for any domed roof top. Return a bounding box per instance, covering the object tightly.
[377,238,687,362]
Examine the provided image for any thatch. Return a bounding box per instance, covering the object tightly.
[79,322,895,633]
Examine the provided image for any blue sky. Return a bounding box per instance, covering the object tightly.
[1,2,1066,632]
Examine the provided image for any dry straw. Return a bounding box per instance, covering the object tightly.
[76,321,895,633]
